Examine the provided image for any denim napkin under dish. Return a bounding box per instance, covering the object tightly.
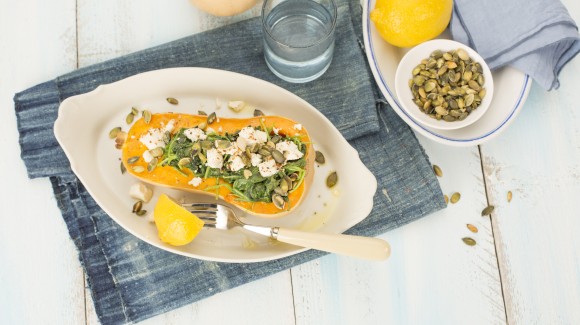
[451,0,580,90]
[15,1,444,324]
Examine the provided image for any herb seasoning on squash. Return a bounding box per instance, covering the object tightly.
[122,113,315,217]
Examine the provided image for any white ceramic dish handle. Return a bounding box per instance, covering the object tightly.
[273,227,391,261]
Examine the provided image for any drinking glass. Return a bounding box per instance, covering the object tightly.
[261,0,337,83]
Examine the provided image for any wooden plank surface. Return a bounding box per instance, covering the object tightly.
[291,143,506,325]
[0,1,85,324]
[480,0,580,322]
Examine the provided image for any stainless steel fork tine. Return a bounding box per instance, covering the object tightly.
[183,203,218,209]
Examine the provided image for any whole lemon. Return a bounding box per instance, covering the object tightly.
[154,194,204,246]
[370,0,453,48]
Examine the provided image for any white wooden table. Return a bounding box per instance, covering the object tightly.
[1,1,579,324]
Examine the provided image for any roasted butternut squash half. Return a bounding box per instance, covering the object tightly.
[122,113,315,217]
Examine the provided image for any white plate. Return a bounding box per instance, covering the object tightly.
[362,0,532,146]
[54,67,377,263]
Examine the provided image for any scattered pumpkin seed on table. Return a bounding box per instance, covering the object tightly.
[433,164,443,177]
[481,205,495,216]
[507,191,513,202]
[444,194,449,204]
[120,161,126,174]
[450,192,461,204]
[466,224,478,233]
[253,109,264,117]
[462,237,477,246]
[166,97,179,105]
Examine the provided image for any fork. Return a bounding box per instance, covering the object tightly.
[182,202,391,261]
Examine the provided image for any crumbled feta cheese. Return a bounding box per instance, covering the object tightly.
[188,177,202,187]
[251,153,262,167]
[139,128,165,150]
[228,156,245,172]
[276,141,304,161]
[206,148,224,169]
[142,150,154,163]
[258,159,278,177]
[138,119,176,150]
[236,127,268,150]
[228,100,247,112]
[184,128,207,142]
[129,183,153,202]
[293,124,302,131]
[272,127,280,135]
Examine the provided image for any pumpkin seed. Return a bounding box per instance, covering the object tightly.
[253,109,264,117]
[457,49,470,61]
[433,164,443,177]
[450,192,461,204]
[132,166,145,173]
[462,237,477,246]
[109,127,122,139]
[178,157,191,166]
[272,149,285,164]
[315,151,325,164]
[507,191,513,202]
[125,112,135,124]
[143,110,152,124]
[481,205,495,216]
[166,97,179,105]
[409,48,486,122]
[272,194,285,210]
[149,147,164,158]
[132,200,143,213]
[120,161,126,174]
[131,107,139,116]
[127,156,140,164]
[444,194,449,205]
[326,171,338,188]
[198,110,207,116]
[207,112,217,124]
[467,224,478,233]
[147,158,158,172]
[135,210,147,216]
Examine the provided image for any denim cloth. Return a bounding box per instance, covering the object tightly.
[15,1,445,324]
[451,0,580,90]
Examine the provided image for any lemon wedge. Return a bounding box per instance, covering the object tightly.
[153,194,204,246]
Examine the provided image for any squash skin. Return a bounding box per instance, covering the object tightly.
[122,113,315,217]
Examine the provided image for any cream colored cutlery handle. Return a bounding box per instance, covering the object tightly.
[274,227,391,261]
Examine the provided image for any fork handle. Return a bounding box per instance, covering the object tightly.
[273,227,391,261]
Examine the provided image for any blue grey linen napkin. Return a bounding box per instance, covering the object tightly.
[451,0,580,90]
[15,1,444,324]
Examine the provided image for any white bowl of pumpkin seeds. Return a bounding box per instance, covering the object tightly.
[395,39,494,130]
